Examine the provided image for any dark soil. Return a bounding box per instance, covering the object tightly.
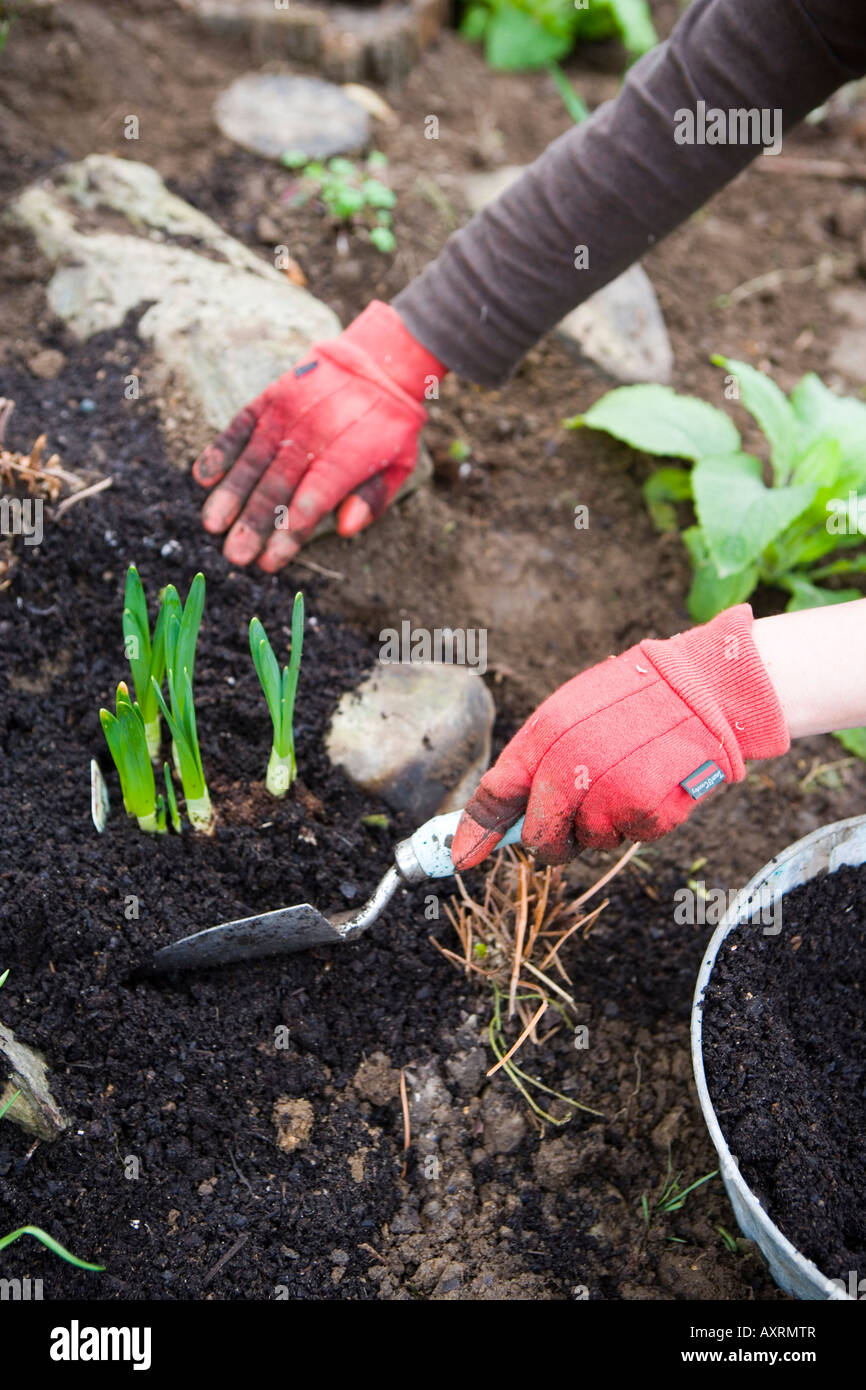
[2,0,866,1301]
[703,863,866,1282]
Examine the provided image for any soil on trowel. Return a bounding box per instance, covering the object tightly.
[703,862,866,1282]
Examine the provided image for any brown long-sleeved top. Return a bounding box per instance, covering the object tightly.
[394,0,866,386]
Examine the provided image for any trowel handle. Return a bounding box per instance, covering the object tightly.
[397,809,526,883]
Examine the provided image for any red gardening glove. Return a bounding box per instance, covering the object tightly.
[452,605,790,868]
[193,301,446,571]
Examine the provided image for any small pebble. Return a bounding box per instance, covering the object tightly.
[79,398,97,413]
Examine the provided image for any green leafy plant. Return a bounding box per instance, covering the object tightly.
[0,972,103,1272]
[151,573,212,833]
[250,592,304,797]
[281,151,397,255]
[569,359,866,758]
[122,564,168,761]
[100,683,165,833]
[460,0,656,71]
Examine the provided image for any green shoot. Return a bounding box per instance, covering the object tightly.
[100,683,166,833]
[249,592,304,797]
[122,564,168,761]
[151,572,212,833]
[281,152,398,255]
[642,1160,718,1229]
[0,1226,104,1271]
[164,763,181,833]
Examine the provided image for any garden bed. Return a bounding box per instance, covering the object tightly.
[702,863,866,1282]
[2,0,866,1302]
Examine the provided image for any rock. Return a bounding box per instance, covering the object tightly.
[180,0,449,86]
[650,1105,684,1153]
[27,348,66,380]
[534,1136,582,1191]
[7,154,431,522]
[460,166,674,384]
[353,1051,399,1106]
[444,1047,486,1098]
[481,1089,526,1155]
[326,662,495,821]
[828,286,866,381]
[214,74,370,161]
[0,1020,68,1140]
[272,1095,314,1152]
[558,264,674,385]
[7,155,340,434]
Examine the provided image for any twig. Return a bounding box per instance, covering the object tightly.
[54,476,113,517]
[713,253,854,309]
[203,1232,249,1286]
[508,860,528,1019]
[292,555,346,581]
[487,996,547,1078]
[757,155,866,182]
[399,1067,410,1179]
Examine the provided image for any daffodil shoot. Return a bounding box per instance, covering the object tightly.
[99,682,166,833]
[122,564,168,762]
[151,572,213,833]
[250,592,304,797]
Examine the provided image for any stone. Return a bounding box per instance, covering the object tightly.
[7,154,431,520]
[828,286,866,381]
[326,662,495,822]
[534,1136,582,1191]
[7,155,340,433]
[0,1020,68,1140]
[481,1089,526,1155]
[650,1104,684,1153]
[180,0,449,86]
[214,74,370,162]
[27,348,66,380]
[352,1051,399,1106]
[460,165,674,384]
[272,1095,314,1152]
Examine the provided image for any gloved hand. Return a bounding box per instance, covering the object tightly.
[193,301,446,571]
[452,605,790,868]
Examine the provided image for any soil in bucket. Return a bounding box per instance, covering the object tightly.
[702,862,866,1282]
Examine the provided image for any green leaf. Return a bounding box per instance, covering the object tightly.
[328,157,356,177]
[250,617,282,737]
[175,573,205,690]
[280,149,309,169]
[366,150,388,170]
[548,60,590,124]
[810,553,866,580]
[100,685,156,821]
[0,1225,104,1271]
[370,226,396,255]
[575,0,657,55]
[834,726,866,760]
[712,355,799,484]
[323,183,365,220]
[360,178,396,209]
[642,466,692,532]
[485,6,570,69]
[777,575,862,612]
[682,526,758,622]
[790,372,866,480]
[790,435,844,490]
[459,3,490,40]
[691,453,816,578]
[571,384,740,461]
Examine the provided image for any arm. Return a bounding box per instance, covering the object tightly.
[754,600,866,738]
[395,0,866,385]
[452,600,866,869]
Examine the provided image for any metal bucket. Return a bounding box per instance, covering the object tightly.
[691,813,866,1301]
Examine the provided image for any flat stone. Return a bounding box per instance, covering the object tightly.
[829,286,866,380]
[0,1020,68,1140]
[181,0,448,85]
[6,155,431,518]
[7,155,341,432]
[214,74,370,161]
[326,661,495,822]
[460,166,674,384]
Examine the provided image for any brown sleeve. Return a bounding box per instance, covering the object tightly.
[393,0,866,387]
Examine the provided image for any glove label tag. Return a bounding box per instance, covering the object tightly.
[681,760,726,800]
